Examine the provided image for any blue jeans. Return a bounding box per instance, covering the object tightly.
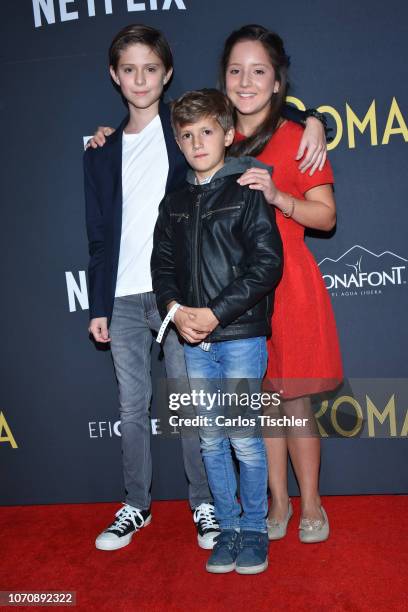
[184,337,268,532]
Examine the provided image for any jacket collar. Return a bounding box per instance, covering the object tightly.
[186,155,272,186]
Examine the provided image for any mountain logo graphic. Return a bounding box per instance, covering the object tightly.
[318,245,407,292]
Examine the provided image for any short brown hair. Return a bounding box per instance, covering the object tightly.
[171,88,234,134]
[109,24,173,72]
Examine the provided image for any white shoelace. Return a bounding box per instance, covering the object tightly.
[193,503,219,530]
[110,505,145,533]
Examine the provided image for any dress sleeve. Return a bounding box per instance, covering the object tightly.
[294,155,334,197]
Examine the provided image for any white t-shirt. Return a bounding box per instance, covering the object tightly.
[115,114,169,297]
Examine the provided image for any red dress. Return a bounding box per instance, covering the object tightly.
[238,121,343,397]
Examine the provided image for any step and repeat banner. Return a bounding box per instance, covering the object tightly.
[1,0,407,504]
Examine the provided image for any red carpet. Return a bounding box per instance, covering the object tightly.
[1,496,407,611]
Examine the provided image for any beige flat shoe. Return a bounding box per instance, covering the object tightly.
[299,506,329,543]
[267,500,293,540]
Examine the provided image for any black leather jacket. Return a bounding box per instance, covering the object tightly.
[151,157,283,342]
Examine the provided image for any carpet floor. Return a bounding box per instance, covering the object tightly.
[1,496,407,611]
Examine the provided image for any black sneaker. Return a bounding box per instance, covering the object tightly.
[95,504,151,551]
[193,503,220,549]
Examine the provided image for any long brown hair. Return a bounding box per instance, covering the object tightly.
[219,24,290,157]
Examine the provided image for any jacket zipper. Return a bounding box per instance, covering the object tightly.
[170,212,190,222]
[192,193,203,306]
[201,204,242,220]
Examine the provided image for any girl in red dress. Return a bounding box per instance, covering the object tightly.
[220,25,343,542]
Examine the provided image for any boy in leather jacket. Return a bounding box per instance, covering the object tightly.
[151,89,283,575]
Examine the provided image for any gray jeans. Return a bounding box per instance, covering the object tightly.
[109,292,211,510]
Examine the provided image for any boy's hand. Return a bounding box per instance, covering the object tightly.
[85,126,115,149]
[88,317,111,343]
[173,308,209,344]
[296,117,327,175]
[182,307,219,335]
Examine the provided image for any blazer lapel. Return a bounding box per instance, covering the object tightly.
[108,116,128,295]
[159,101,179,192]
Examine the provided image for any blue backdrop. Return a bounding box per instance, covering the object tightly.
[1,0,407,504]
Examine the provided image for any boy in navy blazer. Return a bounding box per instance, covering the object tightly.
[84,24,216,552]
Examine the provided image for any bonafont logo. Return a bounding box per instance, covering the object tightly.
[318,245,407,297]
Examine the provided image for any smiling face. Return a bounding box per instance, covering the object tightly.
[225,40,280,124]
[109,43,172,112]
[175,115,234,181]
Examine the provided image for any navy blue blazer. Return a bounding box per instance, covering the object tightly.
[84,101,188,323]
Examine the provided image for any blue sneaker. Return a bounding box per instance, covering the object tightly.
[235,530,269,574]
[206,529,240,573]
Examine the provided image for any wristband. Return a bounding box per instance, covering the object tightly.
[304,108,328,130]
[156,303,182,344]
[282,197,296,218]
